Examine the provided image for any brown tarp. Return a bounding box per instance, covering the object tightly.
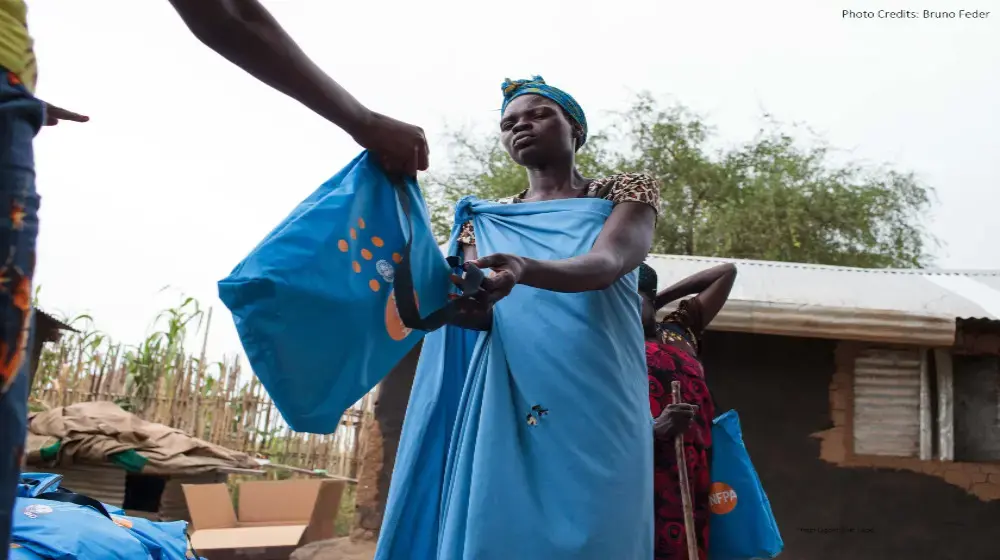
[26,401,258,475]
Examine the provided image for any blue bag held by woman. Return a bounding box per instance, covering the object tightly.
[709,410,783,559]
[219,152,475,434]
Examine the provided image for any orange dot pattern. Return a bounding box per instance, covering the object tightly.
[342,216,411,328]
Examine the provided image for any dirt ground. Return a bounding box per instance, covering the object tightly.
[290,537,376,560]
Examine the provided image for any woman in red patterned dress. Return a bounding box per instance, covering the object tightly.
[638,262,737,560]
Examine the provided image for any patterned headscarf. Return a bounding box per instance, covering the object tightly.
[638,263,657,300]
[501,76,588,148]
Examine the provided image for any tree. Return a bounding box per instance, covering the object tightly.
[424,94,936,268]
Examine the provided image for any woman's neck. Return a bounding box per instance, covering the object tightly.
[523,164,588,201]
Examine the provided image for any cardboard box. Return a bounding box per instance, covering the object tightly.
[183,478,345,560]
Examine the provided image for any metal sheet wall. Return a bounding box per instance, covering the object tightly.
[853,348,923,457]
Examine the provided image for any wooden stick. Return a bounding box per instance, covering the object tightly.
[672,381,699,560]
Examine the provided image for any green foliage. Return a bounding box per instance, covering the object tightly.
[426,94,936,268]
[119,291,205,412]
[36,290,215,414]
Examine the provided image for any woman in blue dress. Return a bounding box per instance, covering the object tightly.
[376,76,661,560]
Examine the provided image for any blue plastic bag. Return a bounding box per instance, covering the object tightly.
[11,497,153,559]
[110,515,193,560]
[16,474,63,498]
[709,410,783,560]
[8,543,46,559]
[219,152,452,433]
[13,474,199,559]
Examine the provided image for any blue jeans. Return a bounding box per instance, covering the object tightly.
[0,68,43,554]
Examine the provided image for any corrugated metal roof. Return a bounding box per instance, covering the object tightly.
[644,255,1000,346]
[647,255,1000,321]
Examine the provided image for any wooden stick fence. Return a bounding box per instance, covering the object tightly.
[29,306,377,481]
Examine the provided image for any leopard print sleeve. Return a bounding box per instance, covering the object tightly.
[458,221,476,246]
[456,194,522,246]
[592,172,661,214]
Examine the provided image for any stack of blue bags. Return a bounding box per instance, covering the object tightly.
[10,473,202,559]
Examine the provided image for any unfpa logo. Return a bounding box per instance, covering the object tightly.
[338,217,418,341]
[708,481,737,515]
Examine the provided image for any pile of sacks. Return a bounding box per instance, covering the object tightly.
[10,472,202,559]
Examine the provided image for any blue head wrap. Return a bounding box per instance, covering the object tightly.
[500,76,588,148]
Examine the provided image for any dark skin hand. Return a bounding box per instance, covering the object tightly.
[455,95,655,313]
[167,0,429,175]
[654,402,699,441]
[41,103,89,126]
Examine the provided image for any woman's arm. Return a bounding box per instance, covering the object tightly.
[656,264,737,331]
[519,202,655,292]
[654,263,736,309]
[478,202,654,294]
[166,0,428,174]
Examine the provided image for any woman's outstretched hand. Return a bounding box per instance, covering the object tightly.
[464,253,526,305]
[653,403,698,441]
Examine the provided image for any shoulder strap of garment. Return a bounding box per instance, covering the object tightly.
[36,490,112,519]
[390,178,484,331]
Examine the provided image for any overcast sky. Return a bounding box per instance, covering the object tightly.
[26,0,999,362]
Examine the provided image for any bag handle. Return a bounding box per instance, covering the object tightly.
[18,475,64,497]
[36,490,113,520]
[389,178,484,331]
